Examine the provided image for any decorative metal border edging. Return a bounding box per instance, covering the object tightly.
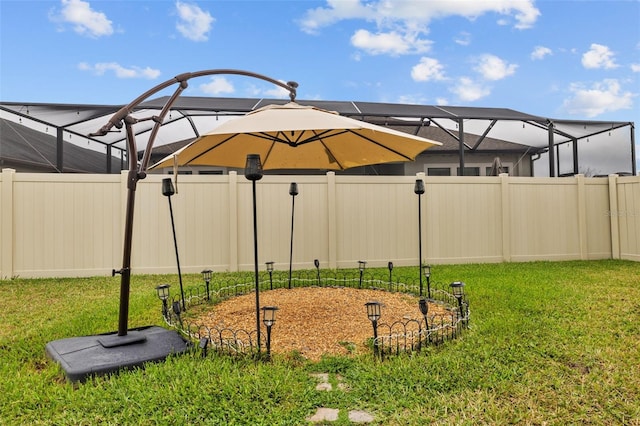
[155,265,470,360]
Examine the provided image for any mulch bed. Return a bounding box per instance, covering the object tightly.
[188,287,451,360]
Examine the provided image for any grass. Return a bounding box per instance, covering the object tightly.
[1,260,639,425]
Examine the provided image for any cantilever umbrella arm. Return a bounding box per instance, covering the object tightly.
[90,69,298,336]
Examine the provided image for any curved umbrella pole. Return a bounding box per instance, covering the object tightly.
[91,70,298,337]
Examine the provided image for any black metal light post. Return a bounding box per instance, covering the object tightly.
[450,281,465,321]
[288,182,298,289]
[261,306,278,361]
[201,269,212,301]
[245,154,264,350]
[414,179,425,297]
[422,264,431,299]
[387,261,394,291]
[314,259,321,286]
[365,301,381,358]
[163,178,186,312]
[155,284,170,321]
[358,260,367,289]
[265,261,274,290]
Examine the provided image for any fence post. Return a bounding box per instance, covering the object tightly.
[500,173,511,262]
[608,174,620,259]
[576,174,588,260]
[228,171,239,272]
[327,172,337,269]
[1,169,15,279]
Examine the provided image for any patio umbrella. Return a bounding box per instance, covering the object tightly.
[151,102,440,171]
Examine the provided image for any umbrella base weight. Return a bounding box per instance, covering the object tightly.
[45,325,190,383]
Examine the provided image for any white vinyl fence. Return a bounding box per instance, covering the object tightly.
[1,168,638,279]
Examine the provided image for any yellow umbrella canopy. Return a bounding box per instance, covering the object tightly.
[151,102,441,171]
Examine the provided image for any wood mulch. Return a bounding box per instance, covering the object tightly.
[188,287,450,361]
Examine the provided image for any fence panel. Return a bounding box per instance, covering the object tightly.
[617,176,640,260]
[584,178,614,259]
[425,176,504,264]
[10,173,121,277]
[508,177,583,261]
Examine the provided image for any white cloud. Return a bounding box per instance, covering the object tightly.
[50,0,113,38]
[351,29,431,55]
[531,46,552,60]
[299,1,539,59]
[562,79,634,117]
[244,82,293,99]
[263,84,293,99]
[582,43,618,69]
[78,62,160,79]
[411,57,446,82]
[630,63,640,72]
[299,0,540,34]
[396,94,429,105]
[175,1,214,42]
[298,0,374,35]
[454,32,471,46]
[199,77,234,95]
[474,54,518,80]
[450,77,490,102]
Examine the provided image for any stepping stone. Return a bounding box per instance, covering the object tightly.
[310,373,332,391]
[316,382,333,391]
[310,373,329,382]
[348,410,375,423]
[306,407,339,422]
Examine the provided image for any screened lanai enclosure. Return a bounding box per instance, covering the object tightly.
[1,97,635,177]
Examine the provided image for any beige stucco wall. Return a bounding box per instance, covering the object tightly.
[1,169,638,279]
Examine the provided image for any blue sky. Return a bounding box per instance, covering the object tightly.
[1,0,639,172]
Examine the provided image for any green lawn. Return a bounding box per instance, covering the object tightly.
[1,260,638,425]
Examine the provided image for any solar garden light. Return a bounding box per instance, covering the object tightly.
[162,178,186,312]
[288,182,299,290]
[172,299,183,329]
[199,337,209,358]
[414,179,426,297]
[365,301,381,358]
[388,261,394,291]
[449,281,465,320]
[201,269,212,300]
[261,306,278,361]
[314,259,321,286]
[358,260,367,288]
[265,261,275,290]
[155,284,170,320]
[422,264,432,299]
[245,154,264,350]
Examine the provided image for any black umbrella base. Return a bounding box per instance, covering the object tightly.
[45,325,190,383]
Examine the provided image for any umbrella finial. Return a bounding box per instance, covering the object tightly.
[286,81,298,102]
